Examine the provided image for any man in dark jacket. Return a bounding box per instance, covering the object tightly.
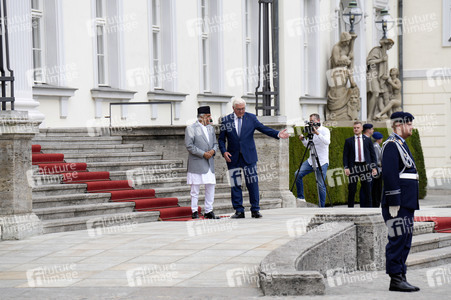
[343,121,377,207]
[218,98,289,218]
[381,111,420,292]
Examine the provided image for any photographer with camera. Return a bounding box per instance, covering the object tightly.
[293,114,330,207]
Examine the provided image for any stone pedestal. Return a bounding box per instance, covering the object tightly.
[0,111,43,240]
[307,211,387,269]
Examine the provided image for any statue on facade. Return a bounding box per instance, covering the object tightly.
[366,38,395,121]
[347,86,361,120]
[326,32,360,121]
[374,68,402,120]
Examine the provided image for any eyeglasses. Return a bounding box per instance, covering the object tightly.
[234,107,245,111]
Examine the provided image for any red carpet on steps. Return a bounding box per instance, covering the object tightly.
[31,144,199,221]
[414,216,451,233]
[132,198,179,211]
[86,180,132,192]
[63,171,110,183]
[32,153,65,165]
[32,144,42,153]
[37,163,88,175]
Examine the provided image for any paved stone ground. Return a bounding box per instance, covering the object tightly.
[0,195,450,299]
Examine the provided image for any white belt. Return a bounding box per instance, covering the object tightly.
[400,173,419,180]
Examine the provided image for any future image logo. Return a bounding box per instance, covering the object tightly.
[326,168,347,187]
[26,264,78,287]
[426,67,451,87]
[426,266,451,287]
[226,263,275,288]
[126,264,178,287]
[186,218,238,237]
[326,263,379,288]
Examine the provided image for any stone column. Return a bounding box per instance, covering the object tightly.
[255,116,296,208]
[0,111,43,240]
[7,0,45,122]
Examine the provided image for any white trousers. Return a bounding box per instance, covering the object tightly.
[190,184,215,213]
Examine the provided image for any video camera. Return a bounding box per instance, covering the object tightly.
[303,121,321,139]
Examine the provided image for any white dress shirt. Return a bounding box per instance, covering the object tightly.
[354,134,365,162]
[233,113,243,137]
[302,125,330,166]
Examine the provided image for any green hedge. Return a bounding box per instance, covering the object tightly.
[289,127,427,206]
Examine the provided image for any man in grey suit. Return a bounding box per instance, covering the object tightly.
[185,106,219,219]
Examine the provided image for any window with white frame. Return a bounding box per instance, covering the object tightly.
[201,0,210,92]
[31,0,45,83]
[244,0,258,94]
[444,0,451,46]
[198,0,221,94]
[95,0,108,86]
[302,0,320,96]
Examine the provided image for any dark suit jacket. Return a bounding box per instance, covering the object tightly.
[218,112,279,166]
[381,139,419,210]
[343,135,377,170]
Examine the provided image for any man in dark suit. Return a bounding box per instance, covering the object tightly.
[343,121,377,207]
[218,98,289,218]
[381,112,419,292]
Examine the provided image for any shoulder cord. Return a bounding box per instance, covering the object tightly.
[381,134,416,174]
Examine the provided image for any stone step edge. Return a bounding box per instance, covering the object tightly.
[413,222,435,235]
[41,211,160,227]
[33,202,135,215]
[33,192,111,202]
[33,136,123,140]
[32,183,87,191]
[406,246,451,267]
[109,168,186,176]
[427,189,451,196]
[39,144,144,149]
[63,152,163,158]
[412,232,451,247]
[86,160,183,167]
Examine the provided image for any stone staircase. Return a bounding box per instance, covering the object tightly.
[32,128,282,234]
[407,222,451,269]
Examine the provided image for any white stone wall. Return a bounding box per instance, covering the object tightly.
[402,0,451,188]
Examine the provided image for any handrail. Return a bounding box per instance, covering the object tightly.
[107,102,173,128]
[0,0,15,111]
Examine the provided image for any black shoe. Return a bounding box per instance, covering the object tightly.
[402,274,420,291]
[204,211,220,219]
[251,211,262,218]
[192,211,199,219]
[230,211,245,219]
[389,274,418,292]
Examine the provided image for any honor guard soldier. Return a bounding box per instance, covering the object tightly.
[381,111,420,292]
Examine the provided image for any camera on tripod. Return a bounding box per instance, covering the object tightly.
[303,121,321,138]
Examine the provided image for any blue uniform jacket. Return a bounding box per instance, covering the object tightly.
[218,112,279,166]
[381,136,419,210]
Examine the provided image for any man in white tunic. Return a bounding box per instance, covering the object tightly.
[185,106,219,219]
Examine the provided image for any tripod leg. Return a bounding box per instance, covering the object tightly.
[290,142,310,193]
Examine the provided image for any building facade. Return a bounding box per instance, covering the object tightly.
[6,0,451,188]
